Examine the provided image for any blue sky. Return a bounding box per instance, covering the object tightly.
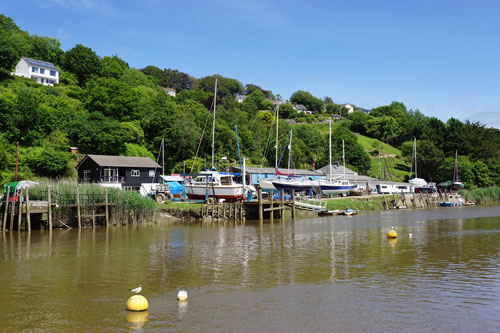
[3,0,500,128]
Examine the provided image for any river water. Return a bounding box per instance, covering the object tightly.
[1,205,500,332]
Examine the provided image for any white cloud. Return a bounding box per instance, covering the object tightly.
[57,28,71,40]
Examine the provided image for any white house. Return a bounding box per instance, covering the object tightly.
[14,57,59,86]
[342,103,354,114]
[235,94,247,103]
[162,87,176,97]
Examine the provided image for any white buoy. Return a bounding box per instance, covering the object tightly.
[177,290,188,301]
[408,233,413,238]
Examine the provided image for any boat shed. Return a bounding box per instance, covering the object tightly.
[228,166,322,187]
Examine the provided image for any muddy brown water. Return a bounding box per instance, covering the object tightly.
[1,205,500,332]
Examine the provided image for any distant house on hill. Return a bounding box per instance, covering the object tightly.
[292,103,312,114]
[341,103,354,114]
[13,57,59,86]
[359,108,371,114]
[162,87,176,97]
[76,155,161,191]
[235,94,247,103]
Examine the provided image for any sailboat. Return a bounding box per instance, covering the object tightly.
[271,129,314,193]
[438,150,465,191]
[317,117,356,195]
[258,104,280,190]
[185,78,244,202]
[408,137,437,193]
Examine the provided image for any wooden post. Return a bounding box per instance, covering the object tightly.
[280,190,285,221]
[92,199,95,228]
[47,186,52,230]
[239,200,243,222]
[76,188,81,229]
[17,199,22,232]
[26,187,31,232]
[10,201,15,231]
[270,192,274,223]
[291,189,296,220]
[2,186,9,231]
[105,189,109,227]
[258,189,263,223]
[211,199,215,221]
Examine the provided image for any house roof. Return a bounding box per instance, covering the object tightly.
[292,104,307,111]
[162,87,175,92]
[21,57,58,71]
[316,164,358,176]
[78,155,161,168]
[229,166,320,176]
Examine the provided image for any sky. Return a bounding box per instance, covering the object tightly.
[2,0,500,128]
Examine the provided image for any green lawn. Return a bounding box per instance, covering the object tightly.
[159,201,203,212]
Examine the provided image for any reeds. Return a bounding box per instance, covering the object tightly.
[25,181,159,226]
[460,186,500,205]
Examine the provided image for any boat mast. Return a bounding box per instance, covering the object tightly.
[454,150,458,182]
[342,139,346,180]
[275,104,279,173]
[329,116,332,178]
[414,137,418,179]
[162,138,165,176]
[211,78,218,170]
[288,129,292,175]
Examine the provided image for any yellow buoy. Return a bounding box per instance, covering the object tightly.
[387,227,398,238]
[126,295,149,312]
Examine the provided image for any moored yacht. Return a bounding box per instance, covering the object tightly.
[185,170,244,202]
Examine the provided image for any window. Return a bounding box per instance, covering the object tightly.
[131,170,140,177]
[32,67,38,73]
[40,68,45,74]
[50,70,56,76]
[149,170,155,178]
[83,169,91,180]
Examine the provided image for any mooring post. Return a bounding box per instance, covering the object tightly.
[239,200,243,222]
[2,186,9,231]
[10,201,15,231]
[270,192,274,223]
[258,188,263,223]
[280,190,285,221]
[17,198,22,232]
[105,189,109,227]
[76,188,81,228]
[92,199,95,228]
[47,186,52,230]
[291,189,296,220]
[26,187,31,232]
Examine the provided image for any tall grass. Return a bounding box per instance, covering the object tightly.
[460,186,500,205]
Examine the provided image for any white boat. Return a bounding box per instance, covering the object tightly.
[317,117,356,195]
[409,137,436,193]
[185,170,244,202]
[184,78,244,202]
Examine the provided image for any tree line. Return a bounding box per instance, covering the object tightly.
[0,14,498,189]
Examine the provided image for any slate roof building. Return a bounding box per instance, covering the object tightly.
[76,155,161,191]
[13,57,59,86]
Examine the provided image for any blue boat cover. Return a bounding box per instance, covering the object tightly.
[167,181,184,195]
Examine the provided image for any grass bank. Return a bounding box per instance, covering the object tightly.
[459,186,500,205]
[325,196,386,211]
[159,201,203,219]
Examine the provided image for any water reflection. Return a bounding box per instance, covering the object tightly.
[0,206,499,331]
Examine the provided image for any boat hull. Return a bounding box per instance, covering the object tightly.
[185,185,243,202]
[272,181,312,193]
[320,185,356,195]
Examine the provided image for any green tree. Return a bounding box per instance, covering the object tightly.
[63,44,101,86]
[290,90,324,112]
[68,112,131,155]
[0,34,20,73]
[101,55,129,79]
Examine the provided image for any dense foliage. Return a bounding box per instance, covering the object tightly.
[0,14,499,189]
